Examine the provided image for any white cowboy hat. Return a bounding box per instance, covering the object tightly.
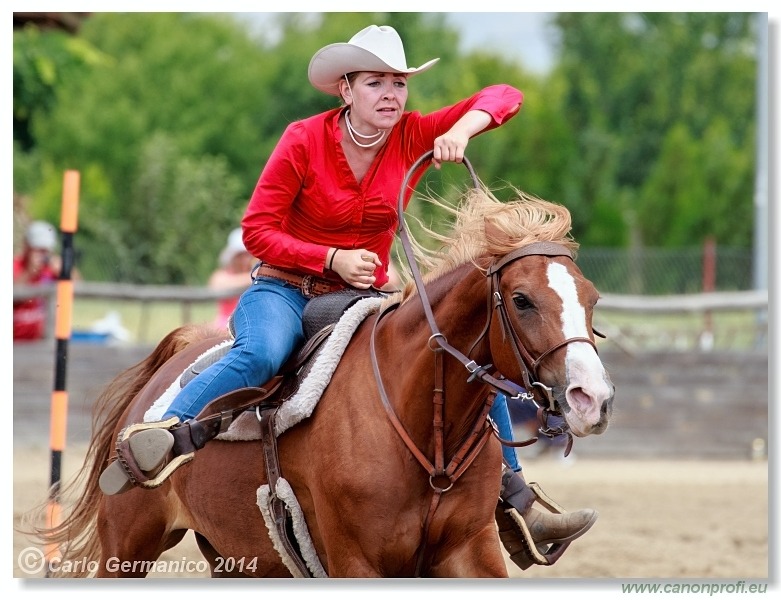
[25,220,57,251]
[308,25,439,96]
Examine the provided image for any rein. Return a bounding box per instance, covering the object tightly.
[370,302,496,488]
[392,153,524,401]
[394,152,594,415]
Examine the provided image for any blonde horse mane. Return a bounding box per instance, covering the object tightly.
[396,186,579,292]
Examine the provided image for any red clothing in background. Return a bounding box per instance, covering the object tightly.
[242,84,523,289]
[213,296,239,331]
[13,256,57,340]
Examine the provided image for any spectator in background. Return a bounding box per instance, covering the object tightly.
[208,228,255,331]
[13,221,60,341]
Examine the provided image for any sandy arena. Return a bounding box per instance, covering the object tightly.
[12,342,771,582]
[13,443,769,580]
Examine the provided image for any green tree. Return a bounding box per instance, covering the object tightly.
[638,119,752,248]
[19,12,755,287]
[553,12,757,249]
[14,23,107,151]
[29,13,276,281]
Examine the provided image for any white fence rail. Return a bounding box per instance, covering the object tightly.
[15,282,768,310]
[598,290,767,312]
[14,283,768,352]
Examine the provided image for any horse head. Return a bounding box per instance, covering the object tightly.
[405,183,615,441]
[478,199,615,439]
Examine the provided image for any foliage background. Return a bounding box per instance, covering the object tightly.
[13,12,760,290]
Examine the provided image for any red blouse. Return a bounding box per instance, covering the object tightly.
[241,84,523,289]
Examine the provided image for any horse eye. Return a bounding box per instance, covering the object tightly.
[513,294,533,311]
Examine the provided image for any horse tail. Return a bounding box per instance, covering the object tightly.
[22,323,213,577]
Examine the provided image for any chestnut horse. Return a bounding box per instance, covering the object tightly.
[36,187,614,578]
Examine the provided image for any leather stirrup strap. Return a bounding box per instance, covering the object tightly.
[171,378,285,454]
[258,406,313,578]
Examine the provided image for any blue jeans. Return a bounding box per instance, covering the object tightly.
[490,392,521,472]
[163,277,309,421]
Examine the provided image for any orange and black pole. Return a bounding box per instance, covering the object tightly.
[44,170,80,575]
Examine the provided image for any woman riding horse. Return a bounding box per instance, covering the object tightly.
[98,23,596,554]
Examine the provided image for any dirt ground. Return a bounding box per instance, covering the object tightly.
[12,442,770,581]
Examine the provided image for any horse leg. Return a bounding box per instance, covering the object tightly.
[428,527,509,578]
[171,441,294,578]
[94,490,184,578]
[193,532,252,578]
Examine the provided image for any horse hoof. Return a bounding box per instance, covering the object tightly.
[99,460,133,495]
[128,429,175,472]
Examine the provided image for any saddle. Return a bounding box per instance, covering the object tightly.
[164,287,384,447]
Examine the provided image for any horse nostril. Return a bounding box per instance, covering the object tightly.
[567,386,594,417]
[601,391,614,417]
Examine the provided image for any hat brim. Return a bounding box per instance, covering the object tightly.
[309,44,439,96]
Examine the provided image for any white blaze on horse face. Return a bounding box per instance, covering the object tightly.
[546,262,610,435]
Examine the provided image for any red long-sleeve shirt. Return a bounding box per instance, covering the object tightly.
[241,84,523,289]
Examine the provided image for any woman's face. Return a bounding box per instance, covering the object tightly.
[341,71,408,132]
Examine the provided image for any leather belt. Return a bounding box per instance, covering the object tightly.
[256,264,345,298]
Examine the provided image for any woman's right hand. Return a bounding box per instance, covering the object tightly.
[329,248,381,289]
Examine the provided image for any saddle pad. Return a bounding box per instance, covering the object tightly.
[143,297,384,441]
[256,478,328,578]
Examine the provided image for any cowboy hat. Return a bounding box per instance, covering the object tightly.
[308,25,439,96]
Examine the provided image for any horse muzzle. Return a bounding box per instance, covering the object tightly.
[560,375,614,437]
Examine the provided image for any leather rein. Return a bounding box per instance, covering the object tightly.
[368,151,598,575]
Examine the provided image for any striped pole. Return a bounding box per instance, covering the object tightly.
[44,170,80,576]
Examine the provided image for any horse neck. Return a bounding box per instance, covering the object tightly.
[393,264,493,451]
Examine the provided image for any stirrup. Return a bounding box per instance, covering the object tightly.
[110,417,194,491]
[495,481,572,570]
[136,453,194,489]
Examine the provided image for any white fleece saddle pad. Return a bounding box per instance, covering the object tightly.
[143,296,383,440]
[257,477,329,577]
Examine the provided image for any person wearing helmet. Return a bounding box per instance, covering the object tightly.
[208,228,256,331]
[13,221,59,340]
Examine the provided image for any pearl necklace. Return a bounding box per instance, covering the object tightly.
[344,109,386,148]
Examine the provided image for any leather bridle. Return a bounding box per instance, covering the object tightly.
[393,151,598,413]
[484,242,598,413]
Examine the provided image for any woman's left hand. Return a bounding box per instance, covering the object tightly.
[431,109,493,169]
